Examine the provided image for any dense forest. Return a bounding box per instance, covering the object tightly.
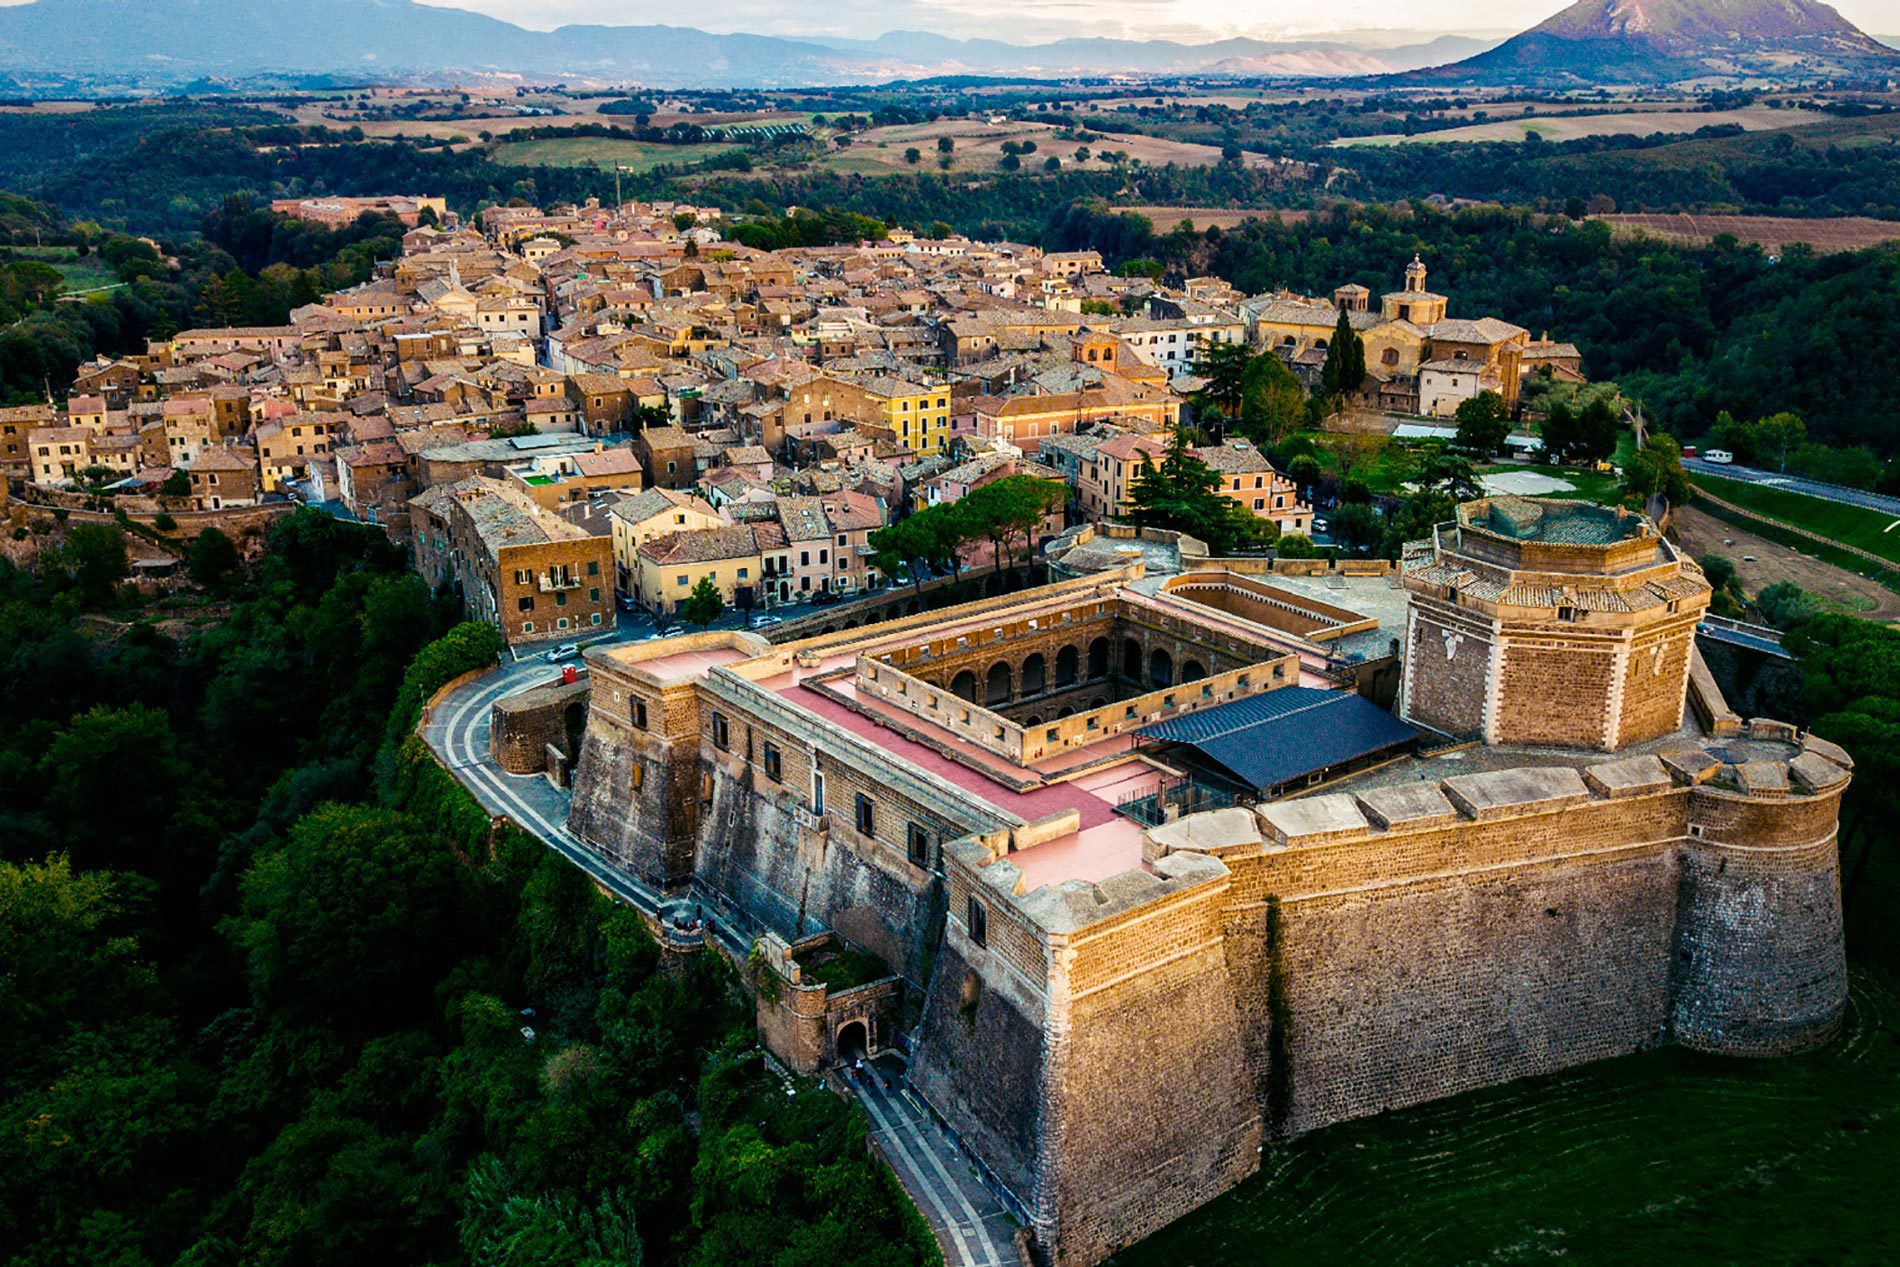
[0,513,935,1267]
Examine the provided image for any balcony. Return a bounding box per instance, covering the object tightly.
[538,573,582,593]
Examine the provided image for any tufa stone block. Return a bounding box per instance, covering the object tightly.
[1258,794,1368,846]
[1583,754,1672,799]
[1442,766,1590,821]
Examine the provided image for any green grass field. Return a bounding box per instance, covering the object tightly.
[1689,472,1900,566]
[10,245,122,293]
[1122,965,1900,1267]
[490,137,743,172]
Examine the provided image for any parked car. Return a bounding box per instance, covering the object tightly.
[749,614,784,629]
[813,589,843,605]
[544,643,580,664]
[1311,517,1329,534]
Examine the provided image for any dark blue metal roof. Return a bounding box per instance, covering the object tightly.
[1137,686,1416,790]
[1696,622,1792,661]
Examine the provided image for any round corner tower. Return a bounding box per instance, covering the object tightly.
[1399,497,1712,751]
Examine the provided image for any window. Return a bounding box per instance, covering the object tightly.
[589,587,601,602]
[587,560,599,575]
[907,822,929,867]
[634,700,648,729]
[555,591,567,607]
[967,896,987,947]
[518,596,534,612]
[812,770,825,816]
[737,568,749,579]
[677,575,689,586]
[1558,606,1579,623]
[763,742,781,782]
[591,612,602,625]
[712,712,729,750]
[522,621,534,633]
[855,793,875,836]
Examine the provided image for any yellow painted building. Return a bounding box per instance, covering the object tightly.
[859,375,952,456]
[633,524,763,616]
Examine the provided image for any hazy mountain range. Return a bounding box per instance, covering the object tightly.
[0,0,1491,90]
[0,0,1890,92]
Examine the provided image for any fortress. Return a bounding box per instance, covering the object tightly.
[562,497,1850,1267]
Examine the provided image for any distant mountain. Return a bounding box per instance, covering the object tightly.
[801,31,1497,78]
[1413,0,1900,85]
[0,0,1485,90]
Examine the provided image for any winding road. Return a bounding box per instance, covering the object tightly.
[423,656,1016,1267]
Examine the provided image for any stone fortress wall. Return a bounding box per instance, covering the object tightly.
[562,503,1851,1267]
[918,723,1851,1265]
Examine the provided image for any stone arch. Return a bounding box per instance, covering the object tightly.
[1089,696,1109,710]
[1382,346,1400,367]
[836,1019,868,1061]
[1122,637,1143,680]
[1182,658,1207,683]
[1087,637,1109,680]
[951,669,978,702]
[1149,647,1174,687]
[1020,652,1047,696]
[906,598,922,615]
[985,661,1012,705]
[1024,714,1043,727]
[1057,705,1075,719]
[1055,644,1079,687]
[1314,337,1329,351]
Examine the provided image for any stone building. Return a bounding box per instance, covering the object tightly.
[565,499,1844,1267]
[411,476,615,646]
[1400,498,1710,750]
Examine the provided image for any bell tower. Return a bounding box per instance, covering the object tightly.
[1404,253,1428,295]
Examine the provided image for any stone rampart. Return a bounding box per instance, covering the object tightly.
[913,729,1850,1267]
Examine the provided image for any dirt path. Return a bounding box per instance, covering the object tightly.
[1667,505,1900,622]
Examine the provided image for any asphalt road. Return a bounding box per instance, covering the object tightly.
[424,657,1015,1267]
[1683,458,1900,520]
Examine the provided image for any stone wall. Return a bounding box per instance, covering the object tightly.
[490,677,590,775]
[915,734,1850,1267]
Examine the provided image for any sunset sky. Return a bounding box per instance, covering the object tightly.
[413,0,1898,43]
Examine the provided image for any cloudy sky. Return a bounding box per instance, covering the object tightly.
[413,0,1898,43]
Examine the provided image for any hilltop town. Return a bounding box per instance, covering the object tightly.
[4,192,1585,645]
[0,186,1871,1267]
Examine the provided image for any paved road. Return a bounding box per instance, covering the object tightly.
[852,1056,1019,1267]
[1684,458,1900,520]
[423,660,1017,1267]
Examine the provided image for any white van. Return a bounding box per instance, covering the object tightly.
[1704,449,1734,465]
